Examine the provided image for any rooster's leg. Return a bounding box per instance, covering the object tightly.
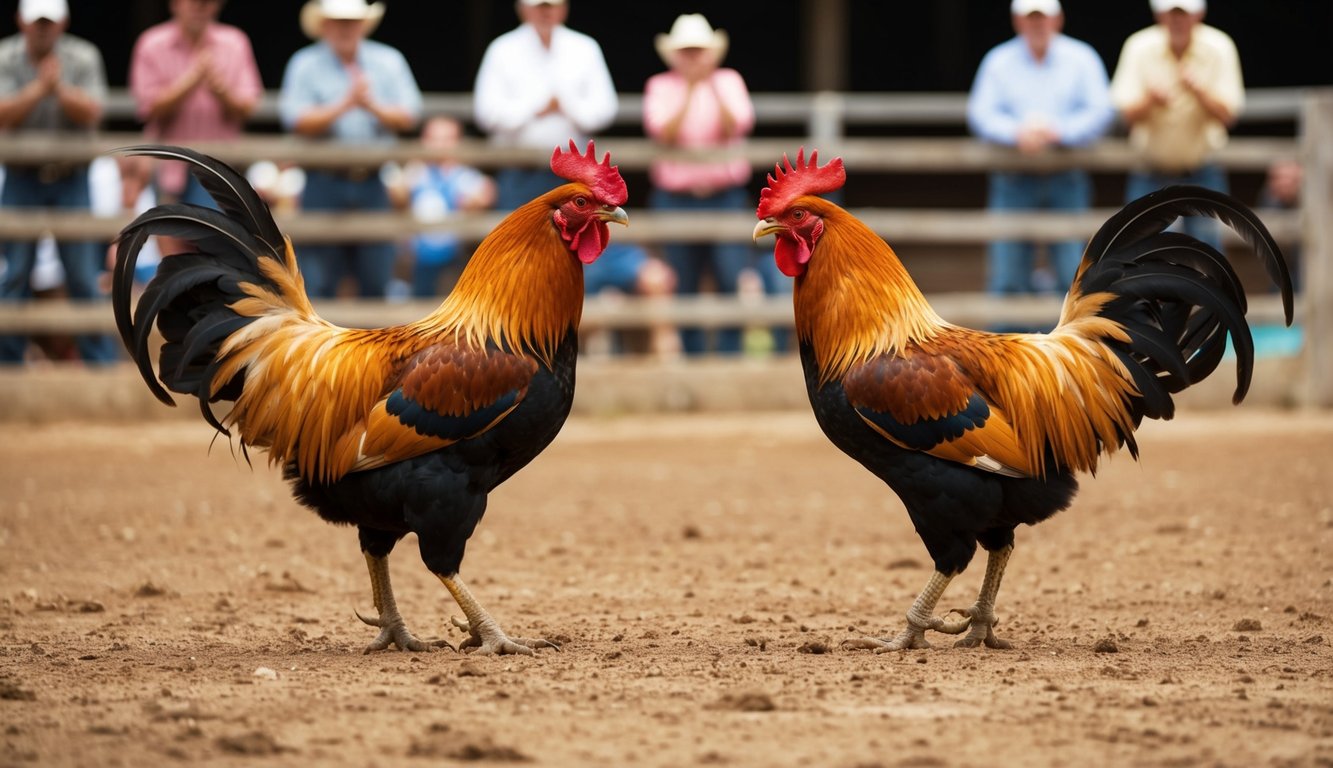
[439,574,560,656]
[844,571,972,653]
[950,545,1014,650]
[356,553,454,653]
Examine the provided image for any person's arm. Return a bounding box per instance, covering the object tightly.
[709,69,755,141]
[472,41,549,134]
[556,39,618,134]
[0,67,55,128]
[643,73,689,144]
[358,49,420,134]
[56,48,104,127]
[1109,35,1165,127]
[290,88,355,137]
[1054,48,1114,147]
[205,33,263,123]
[652,79,694,146]
[966,50,1022,145]
[279,50,352,137]
[140,52,209,123]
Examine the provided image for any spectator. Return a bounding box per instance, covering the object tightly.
[966,0,1112,304]
[643,13,759,356]
[0,0,115,364]
[128,0,263,212]
[473,0,617,210]
[389,115,496,298]
[582,243,679,358]
[1110,0,1243,253]
[279,0,422,299]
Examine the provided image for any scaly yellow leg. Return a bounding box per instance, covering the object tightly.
[844,570,972,653]
[951,545,1014,650]
[440,574,559,656]
[355,553,453,653]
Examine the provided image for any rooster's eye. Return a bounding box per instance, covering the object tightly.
[574,196,588,208]
[792,210,805,221]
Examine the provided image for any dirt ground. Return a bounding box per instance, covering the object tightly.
[1,408,1331,767]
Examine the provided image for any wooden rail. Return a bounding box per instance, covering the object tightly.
[0,294,1296,335]
[0,133,1301,173]
[0,207,1302,245]
[97,87,1311,130]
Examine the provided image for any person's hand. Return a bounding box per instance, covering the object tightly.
[350,73,372,106]
[1015,123,1058,155]
[1179,68,1207,100]
[34,55,61,93]
[537,96,561,117]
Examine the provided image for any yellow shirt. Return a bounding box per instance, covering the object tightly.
[1110,23,1244,172]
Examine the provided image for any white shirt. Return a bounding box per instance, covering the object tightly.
[473,24,618,149]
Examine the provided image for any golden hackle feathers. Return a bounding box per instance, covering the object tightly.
[422,191,586,369]
[793,200,945,384]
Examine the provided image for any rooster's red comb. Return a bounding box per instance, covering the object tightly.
[756,148,846,219]
[550,140,627,207]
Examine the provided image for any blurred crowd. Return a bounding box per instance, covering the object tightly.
[0,0,1300,364]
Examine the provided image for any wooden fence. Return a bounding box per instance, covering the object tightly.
[0,88,1328,406]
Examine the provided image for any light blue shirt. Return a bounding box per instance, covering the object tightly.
[279,39,422,143]
[967,34,1112,148]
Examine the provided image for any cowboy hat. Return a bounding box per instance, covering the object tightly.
[654,14,729,67]
[299,0,385,39]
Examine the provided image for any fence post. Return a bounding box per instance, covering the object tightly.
[1300,89,1333,408]
[809,91,845,149]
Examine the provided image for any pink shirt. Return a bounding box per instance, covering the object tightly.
[643,68,755,194]
[129,21,262,195]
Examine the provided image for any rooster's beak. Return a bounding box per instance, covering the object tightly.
[752,218,783,243]
[599,206,629,227]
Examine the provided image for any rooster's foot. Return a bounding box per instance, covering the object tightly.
[843,612,971,653]
[948,604,1011,649]
[450,616,560,656]
[356,610,455,653]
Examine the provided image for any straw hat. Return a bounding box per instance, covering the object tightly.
[299,0,385,39]
[654,14,729,67]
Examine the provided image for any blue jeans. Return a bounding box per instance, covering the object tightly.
[0,166,117,364]
[986,170,1091,296]
[298,171,396,299]
[1125,164,1227,253]
[652,185,765,356]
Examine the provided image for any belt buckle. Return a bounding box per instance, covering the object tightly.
[38,164,67,184]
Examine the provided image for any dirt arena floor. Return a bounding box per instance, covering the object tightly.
[2,408,1331,767]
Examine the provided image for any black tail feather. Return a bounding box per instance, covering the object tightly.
[1083,185,1293,323]
[110,145,289,425]
[113,145,285,254]
[1074,185,1293,417]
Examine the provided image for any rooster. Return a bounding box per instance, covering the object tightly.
[752,149,1292,651]
[112,141,629,656]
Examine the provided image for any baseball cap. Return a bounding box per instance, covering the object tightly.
[1011,0,1062,15]
[1150,0,1205,12]
[19,0,68,24]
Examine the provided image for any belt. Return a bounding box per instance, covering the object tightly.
[321,167,378,182]
[10,163,82,184]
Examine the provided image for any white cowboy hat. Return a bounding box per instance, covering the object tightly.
[299,0,385,40]
[654,14,729,67]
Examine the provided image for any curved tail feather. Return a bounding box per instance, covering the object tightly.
[1064,185,1294,414]
[110,145,316,433]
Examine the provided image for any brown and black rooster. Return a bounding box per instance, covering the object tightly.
[752,149,1292,651]
[112,141,628,655]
